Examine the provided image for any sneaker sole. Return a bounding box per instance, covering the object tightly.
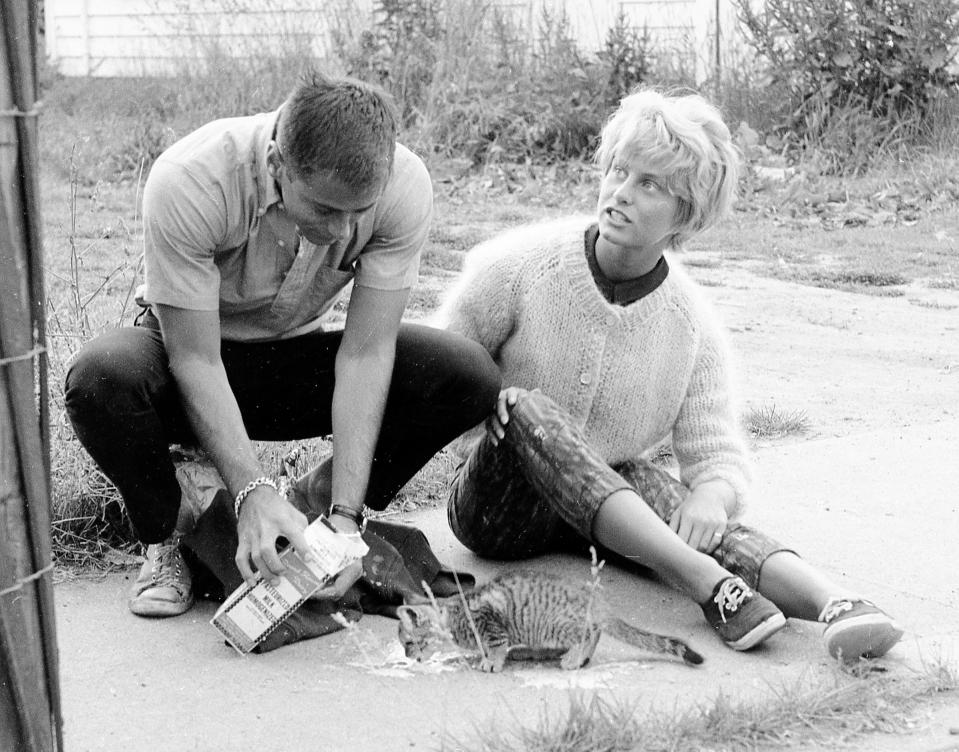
[129,595,195,618]
[825,614,904,662]
[725,611,787,651]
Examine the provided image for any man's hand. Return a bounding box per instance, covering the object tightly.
[668,481,732,554]
[486,387,525,446]
[235,486,312,585]
[312,559,363,600]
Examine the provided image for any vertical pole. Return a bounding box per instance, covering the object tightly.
[715,0,721,83]
[80,0,90,76]
[0,0,62,750]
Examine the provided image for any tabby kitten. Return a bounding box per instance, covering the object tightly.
[397,570,704,672]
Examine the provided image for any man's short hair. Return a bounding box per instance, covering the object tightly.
[594,88,740,249]
[279,71,399,191]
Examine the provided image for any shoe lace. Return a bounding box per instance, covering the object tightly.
[713,578,752,624]
[818,597,875,623]
[151,538,185,588]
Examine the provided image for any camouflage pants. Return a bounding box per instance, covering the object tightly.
[448,389,792,589]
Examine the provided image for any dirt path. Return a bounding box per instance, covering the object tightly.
[682,254,959,441]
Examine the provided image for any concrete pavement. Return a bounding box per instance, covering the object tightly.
[54,419,959,751]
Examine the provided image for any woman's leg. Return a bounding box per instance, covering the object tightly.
[448,423,579,560]
[448,389,784,649]
[592,491,731,602]
[495,392,732,601]
[617,458,903,660]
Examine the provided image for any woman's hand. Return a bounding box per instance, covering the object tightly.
[668,482,732,553]
[486,387,525,446]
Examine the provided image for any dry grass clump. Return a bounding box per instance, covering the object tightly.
[743,405,811,440]
[446,660,958,752]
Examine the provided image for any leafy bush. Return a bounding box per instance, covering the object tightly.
[734,0,959,173]
[336,0,658,164]
[598,12,655,108]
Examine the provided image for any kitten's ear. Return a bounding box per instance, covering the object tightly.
[397,605,422,628]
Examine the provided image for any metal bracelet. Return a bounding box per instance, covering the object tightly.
[234,476,278,519]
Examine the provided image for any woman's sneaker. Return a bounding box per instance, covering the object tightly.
[129,536,194,618]
[819,598,903,663]
[701,576,786,650]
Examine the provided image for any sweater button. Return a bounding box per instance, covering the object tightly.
[580,373,591,385]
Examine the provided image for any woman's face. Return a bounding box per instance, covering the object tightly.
[596,154,680,260]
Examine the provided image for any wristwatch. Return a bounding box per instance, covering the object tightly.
[329,503,366,533]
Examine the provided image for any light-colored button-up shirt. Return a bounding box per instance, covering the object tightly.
[141,107,432,341]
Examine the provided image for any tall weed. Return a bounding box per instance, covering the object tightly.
[734,0,959,173]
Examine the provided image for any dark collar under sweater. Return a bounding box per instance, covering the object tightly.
[584,224,669,306]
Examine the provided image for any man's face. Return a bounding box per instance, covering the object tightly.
[270,145,386,246]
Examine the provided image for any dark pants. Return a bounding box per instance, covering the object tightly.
[64,311,501,544]
[448,389,791,589]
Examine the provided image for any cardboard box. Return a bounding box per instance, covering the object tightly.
[211,517,368,654]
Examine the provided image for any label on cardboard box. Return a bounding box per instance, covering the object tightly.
[211,517,368,654]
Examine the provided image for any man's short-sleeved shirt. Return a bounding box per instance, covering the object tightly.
[141,107,432,341]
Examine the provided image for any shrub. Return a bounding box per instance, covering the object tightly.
[734,0,959,173]
[597,11,655,108]
[336,0,659,165]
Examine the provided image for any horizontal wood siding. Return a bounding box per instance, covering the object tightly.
[45,0,371,76]
[45,0,746,79]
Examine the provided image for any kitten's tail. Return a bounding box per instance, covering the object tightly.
[604,618,704,666]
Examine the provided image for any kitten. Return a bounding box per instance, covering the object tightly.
[397,569,704,672]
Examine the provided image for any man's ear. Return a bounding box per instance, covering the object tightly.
[266,141,282,179]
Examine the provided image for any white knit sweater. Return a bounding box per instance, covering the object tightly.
[437,217,753,515]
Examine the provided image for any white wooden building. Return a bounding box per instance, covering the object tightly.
[44,0,746,80]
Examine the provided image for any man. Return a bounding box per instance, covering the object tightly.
[65,72,499,619]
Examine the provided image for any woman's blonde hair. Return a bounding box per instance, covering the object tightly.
[594,88,740,249]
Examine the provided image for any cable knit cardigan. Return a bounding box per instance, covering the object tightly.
[436,217,754,516]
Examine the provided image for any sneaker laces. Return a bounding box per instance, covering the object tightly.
[151,537,186,589]
[713,577,752,624]
[818,597,873,623]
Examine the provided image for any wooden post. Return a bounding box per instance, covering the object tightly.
[0,1,63,750]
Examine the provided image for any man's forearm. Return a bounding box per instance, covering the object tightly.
[330,347,395,512]
[170,358,264,496]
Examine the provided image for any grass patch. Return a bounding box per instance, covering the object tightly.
[743,405,811,440]
[908,298,958,311]
[446,661,959,752]
[774,268,910,296]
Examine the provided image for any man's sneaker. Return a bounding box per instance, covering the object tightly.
[129,536,194,618]
[819,598,903,663]
[701,576,786,650]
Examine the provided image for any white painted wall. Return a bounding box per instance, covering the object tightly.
[45,0,748,80]
[44,0,372,77]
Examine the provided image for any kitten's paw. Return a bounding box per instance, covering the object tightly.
[479,658,503,673]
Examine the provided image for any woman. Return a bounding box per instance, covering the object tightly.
[437,88,902,661]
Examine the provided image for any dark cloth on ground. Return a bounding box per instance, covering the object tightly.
[182,490,474,653]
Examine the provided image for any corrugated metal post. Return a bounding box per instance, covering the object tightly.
[0,0,63,750]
